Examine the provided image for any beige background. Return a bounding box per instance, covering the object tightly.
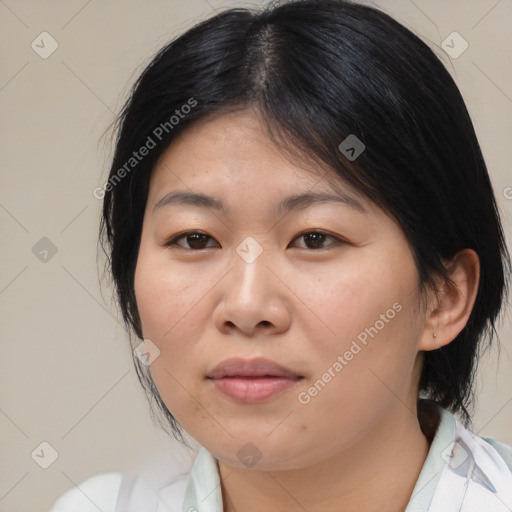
[0,1,511,511]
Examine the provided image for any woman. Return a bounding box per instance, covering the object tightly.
[49,0,512,510]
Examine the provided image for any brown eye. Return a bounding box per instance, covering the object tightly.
[164,229,344,251]
[164,231,218,250]
[291,230,342,250]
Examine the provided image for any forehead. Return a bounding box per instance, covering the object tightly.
[152,110,314,184]
[149,110,372,212]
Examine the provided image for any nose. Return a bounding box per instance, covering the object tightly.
[213,239,292,337]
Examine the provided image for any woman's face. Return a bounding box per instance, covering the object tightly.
[134,109,429,470]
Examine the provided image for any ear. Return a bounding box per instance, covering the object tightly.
[419,248,480,351]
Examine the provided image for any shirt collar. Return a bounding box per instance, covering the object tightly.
[181,403,458,512]
[405,403,456,511]
[181,446,223,512]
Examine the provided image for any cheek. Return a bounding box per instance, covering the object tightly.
[133,247,214,403]
[134,246,208,340]
[292,297,421,451]
[133,251,210,427]
[303,258,411,347]
[299,253,422,394]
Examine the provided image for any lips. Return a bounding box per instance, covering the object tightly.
[207,357,303,380]
[207,357,303,404]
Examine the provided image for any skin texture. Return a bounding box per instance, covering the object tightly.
[134,108,480,512]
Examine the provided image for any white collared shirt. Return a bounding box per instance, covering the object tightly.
[48,404,512,512]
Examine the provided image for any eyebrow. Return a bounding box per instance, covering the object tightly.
[152,189,368,215]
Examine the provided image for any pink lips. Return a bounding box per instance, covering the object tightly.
[207,357,303,404]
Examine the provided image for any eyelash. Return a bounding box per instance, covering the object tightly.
[163,230,345,251]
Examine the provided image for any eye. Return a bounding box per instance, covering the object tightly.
[163,229,344,251]
[163,231,218,250]
[290,230,343,250]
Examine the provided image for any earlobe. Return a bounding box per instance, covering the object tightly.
[419,248,480,352]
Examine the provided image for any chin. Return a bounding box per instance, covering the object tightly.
[205,435,313,471]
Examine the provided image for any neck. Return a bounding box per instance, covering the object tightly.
[218,401,437,512]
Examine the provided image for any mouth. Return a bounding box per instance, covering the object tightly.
[207,357,304,404]
[207,357,303,379]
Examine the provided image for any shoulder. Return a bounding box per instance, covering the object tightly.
[483,436,512,472]
[48,471,123,512]
[47,445,200,511]
[432,403,512,475]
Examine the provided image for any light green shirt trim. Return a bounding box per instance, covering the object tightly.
[182,405,511,512]
[405,405,456,511]
[182,446,223,511]
[483,437,512,472]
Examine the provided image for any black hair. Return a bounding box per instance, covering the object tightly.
[99,0,511,441]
